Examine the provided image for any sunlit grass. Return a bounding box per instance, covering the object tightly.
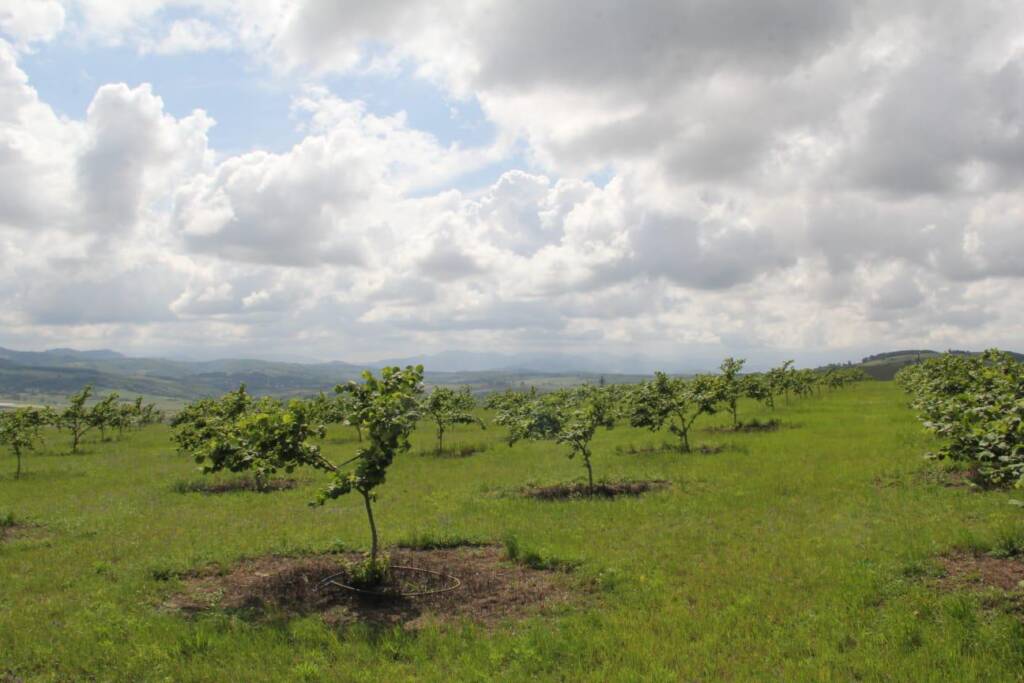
[2,382,1024,680]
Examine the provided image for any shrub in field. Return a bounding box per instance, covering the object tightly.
[173,369,424,569]
[715,357,746,429]
[554,386,617,494]
[334,383,367,441]
[304,391,348,439]
[118,397,162,433]
[498,385,615,495]
[55,386,94,453]
[494,389,569,447]
[823,367,867,390]
[489,388,540,444]
[897,350,1024,488]
[0,407,48,478]
[88,392,120,441]
[114,401,137,437]
[629,372,718,452]
[171,386,322,491]
[791,369,821,399]
[421,386,485,453]
[50,386,136,451]
[315,366,424,564]
[743,374,774,410]
[767,360,795,406]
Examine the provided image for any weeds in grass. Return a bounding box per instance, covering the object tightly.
[170,478,297,494]
[951,525,1024,558]
[502,534,579,571]
[990,526,1024,559]
[395,531,488,550]
[347,553,391,588]
[417,443,488,458]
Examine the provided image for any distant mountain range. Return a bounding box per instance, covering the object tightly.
[375,350,673,374]
[0,346,646,403]
[0,345,1020,403]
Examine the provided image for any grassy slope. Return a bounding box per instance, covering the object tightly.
[3,382,1024,681]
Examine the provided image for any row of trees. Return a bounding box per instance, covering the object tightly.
[896,350,1023,488]
[0,387,162,478]
[487,359,866,494]
[165,359,863,579]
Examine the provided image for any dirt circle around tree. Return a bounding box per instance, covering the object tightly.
[937,552,1024,592]
[171,477,299,494]
[521,479,671,500]
[164,545,577,629]
[0,521,46,543]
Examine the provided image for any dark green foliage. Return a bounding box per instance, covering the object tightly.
[88,392,120,441]
[494,385,615,494]
[316,366,424,563]
[628,372,718,452]
[0,407,48,478]
[421,386,485,453]
[491,387,566,446]
[171,368,424,570]
[171,385,326,492]
[715,357,746,428]
[55,385,94,453]
[897,349,1024,488]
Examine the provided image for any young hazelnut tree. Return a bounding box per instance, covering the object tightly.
[88,392,121,441]
[172,370,423,575]
[334,384,367,442]
[315,366,424,565]
[501,386,615,495]
[421,386,485,453]
[171,386,318,492]
[56,386,94,453]
[0,407,48,479]
[715,357,746,429]
[766,360,795,407]
[629,372,718,452]
[555,386,617,494]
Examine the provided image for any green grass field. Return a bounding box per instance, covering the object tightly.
[3,381,1024,681]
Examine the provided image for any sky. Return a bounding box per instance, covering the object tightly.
[0,0,1022,368]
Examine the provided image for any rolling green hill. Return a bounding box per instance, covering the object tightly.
[843,349,1024,380]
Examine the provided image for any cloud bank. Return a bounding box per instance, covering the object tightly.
[0,0,1022,365]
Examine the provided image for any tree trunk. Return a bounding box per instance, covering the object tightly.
[680,428,690,453]
[14,446,21,479]
[584,452,594,496]
[355,424,362,442]
[71,429,80,453]
[361,489,379,563]
[437,423,444,453]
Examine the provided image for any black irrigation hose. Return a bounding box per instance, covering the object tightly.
[316,565,462,598]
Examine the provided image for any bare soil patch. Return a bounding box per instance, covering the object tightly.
[165,546,574,629]
[171,478,298,494]
[522,479,671,501]
[418,443,488,459]
[0,521,45,543]
[706,419,781,434]
[913,466,998,490]
[937,552,1024,592]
